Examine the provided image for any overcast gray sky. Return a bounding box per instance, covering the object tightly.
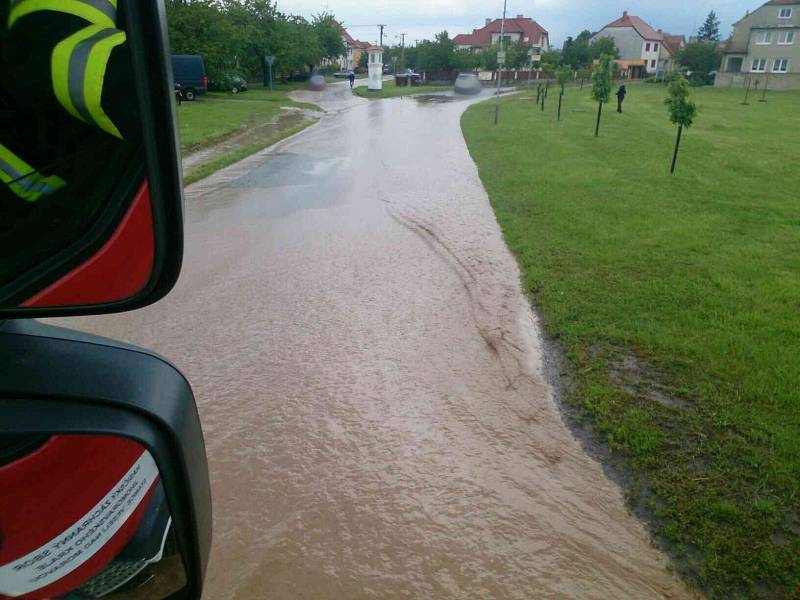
[274,0,759,47]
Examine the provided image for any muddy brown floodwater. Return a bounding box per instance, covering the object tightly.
[54,82,692,599]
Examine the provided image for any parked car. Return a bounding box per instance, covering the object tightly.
[171,54,208,101]
[210,74,249,94]
[334,71,355,79]
[395,71,423,87]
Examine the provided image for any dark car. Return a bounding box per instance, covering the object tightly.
[171,54,208,101]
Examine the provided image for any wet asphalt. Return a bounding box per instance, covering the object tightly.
[57,81,691,599]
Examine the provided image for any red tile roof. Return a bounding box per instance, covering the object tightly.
[453,17,548,48]
[661,34,685,55]
[601,12,663,41]
[339,25,369,49]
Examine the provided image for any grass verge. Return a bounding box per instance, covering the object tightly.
[353,80,453,99]
[178,87,317,154]
[462,84,800,598]
[182,118,318,187]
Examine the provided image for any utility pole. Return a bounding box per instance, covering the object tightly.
[378,24,386,46]
[398,32,406,66]
[494,0,508,125]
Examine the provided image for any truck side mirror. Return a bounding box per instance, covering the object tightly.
[0,0,183,318]
[0,320,212,599]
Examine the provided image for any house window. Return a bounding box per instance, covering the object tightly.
[756,31,773,44]
[651,59,656,68]
[645,42,651,51]
[778,8,792,18]
[752,58,767,71]
[773,58,789,72]
[654,43,659,52]
[778,31,795,45]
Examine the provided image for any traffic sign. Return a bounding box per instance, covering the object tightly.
[497,51,506,65]
[265,55,276,66]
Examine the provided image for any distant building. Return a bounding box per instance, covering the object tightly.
[591,11,673,77]
[334,25,370,71]
[453,16,549,63]
[659,32,687,72]
[718,0,799,89]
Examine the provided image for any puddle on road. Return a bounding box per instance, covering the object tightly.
[414,94,456,103]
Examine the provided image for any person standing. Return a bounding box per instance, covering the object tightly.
[616,85,627,113]
[348,72,356,89]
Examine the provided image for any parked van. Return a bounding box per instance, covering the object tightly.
[171,54,208,101]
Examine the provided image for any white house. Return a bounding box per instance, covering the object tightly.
[591,12,666,77]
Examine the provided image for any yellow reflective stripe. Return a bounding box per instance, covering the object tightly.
[51,25,126,139]
[8,0,117,30]
[84,29,126,139]
[52,25,98,123]
[0,144,66,202]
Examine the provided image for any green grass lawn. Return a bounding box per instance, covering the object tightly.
[353,80,453,99]
[462,84,800,598]
[178,87,317,154]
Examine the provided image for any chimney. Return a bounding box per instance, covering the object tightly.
[485,18,492,26]
[623,10,628,17]
[516,14,524,19]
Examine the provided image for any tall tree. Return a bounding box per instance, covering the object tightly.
[311,12,346,63]
[166,0,239,81]
[665,75,697,173]
[591,54,613,136]
[676,42,722,79]
[697,11,721,42]
[506,40,532,69]
[589,36,620,60]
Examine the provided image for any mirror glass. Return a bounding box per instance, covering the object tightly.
[0,435,186,599]
[0,0,154,310]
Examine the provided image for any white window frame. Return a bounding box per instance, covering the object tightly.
[756,31,773,45]
[654,42,659,52]
[752,58,767,72]
[772,58,789,72]
[778,31,795,45]
[778,8,792,19]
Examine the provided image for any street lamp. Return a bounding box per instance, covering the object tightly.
[494,0,508,125]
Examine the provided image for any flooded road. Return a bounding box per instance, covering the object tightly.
[59,82,690,598]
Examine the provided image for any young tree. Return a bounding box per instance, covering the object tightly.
[577,67,592,90]
[556,66,572,121]
[665,75,697,173]
[591,54,613,136]
[697,11,721,42]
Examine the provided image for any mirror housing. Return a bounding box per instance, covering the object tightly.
[0,319,211,599]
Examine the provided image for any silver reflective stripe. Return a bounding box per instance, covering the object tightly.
[9,0,116,25]
[0,155,23,181]
[67,27,117,125]
[0,156,61,197]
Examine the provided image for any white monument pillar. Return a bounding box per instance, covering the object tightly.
[367,45,384,92]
